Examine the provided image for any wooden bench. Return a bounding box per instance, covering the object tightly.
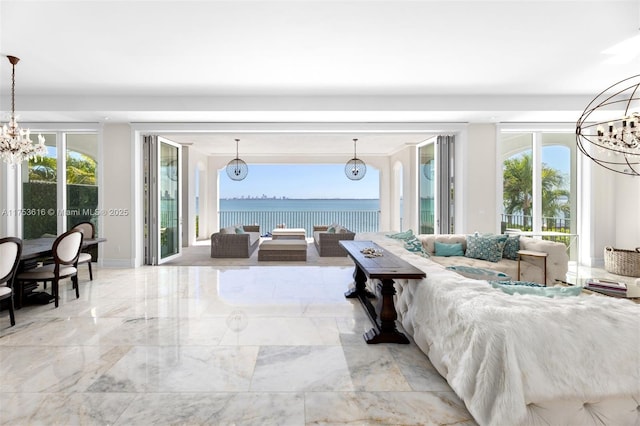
[258,239,307,261]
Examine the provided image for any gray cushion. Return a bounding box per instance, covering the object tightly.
[260,240,307,251]
[18,264,77,280]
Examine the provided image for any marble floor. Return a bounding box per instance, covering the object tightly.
[0,264,476,426]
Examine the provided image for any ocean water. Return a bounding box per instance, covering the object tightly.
[219,198,380,235]
[220,198,379,211]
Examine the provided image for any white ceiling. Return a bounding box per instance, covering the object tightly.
[1,0,639,156]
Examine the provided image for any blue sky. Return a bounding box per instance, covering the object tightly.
[542,146,570,174]
[219,164,380,199]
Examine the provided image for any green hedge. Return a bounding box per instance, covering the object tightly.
[23,182,98,239]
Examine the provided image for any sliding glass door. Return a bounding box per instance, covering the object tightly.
[418,135,455,234]
[144,135,181,264]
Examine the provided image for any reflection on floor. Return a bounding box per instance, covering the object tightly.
[0,265,476,425]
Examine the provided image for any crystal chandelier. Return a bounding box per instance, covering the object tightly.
[576,74,640,176]
[345,138,366,180]
[0,55,46,166]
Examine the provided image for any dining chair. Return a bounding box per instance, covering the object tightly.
[0,237,22,326]
[16,229,83,308]
[72,221,95,280]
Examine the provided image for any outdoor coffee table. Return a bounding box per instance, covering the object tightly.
[340,240,426,344]
[271,228,306,240]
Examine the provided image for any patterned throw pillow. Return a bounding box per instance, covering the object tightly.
[403,235,430,258]
[489,280,541,287]
[465,233,508,263]
[502,235,520,260]
[490,281,582,297]
[386,229,414,240]
[448,266,510,280]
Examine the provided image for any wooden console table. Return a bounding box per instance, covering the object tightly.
[340,240,426,344]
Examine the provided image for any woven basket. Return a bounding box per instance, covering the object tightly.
[604,246,640,277]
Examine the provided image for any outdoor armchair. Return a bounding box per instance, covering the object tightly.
[211,225,261,258]
[313,225,356,257]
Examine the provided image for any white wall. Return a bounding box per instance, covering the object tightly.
[613,174,640,249]
[462,123,499,233]
[101,123,135,267]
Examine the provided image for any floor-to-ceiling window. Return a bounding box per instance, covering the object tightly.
[66,133,99,231]
[22,133,57,239]
[500,130,577,259]
[22,132,99,239]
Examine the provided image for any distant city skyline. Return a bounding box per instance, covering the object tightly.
[219,164,380,199]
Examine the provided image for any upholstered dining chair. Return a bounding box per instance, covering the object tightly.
[0,237,22,326]
[16,229,83,308]
[72,221,95,280]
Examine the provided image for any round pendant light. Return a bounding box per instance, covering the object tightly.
[423,158,434,180]
[226,138,248,181]
[345,138,366,180]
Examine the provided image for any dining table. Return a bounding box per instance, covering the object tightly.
[16,236,107,307]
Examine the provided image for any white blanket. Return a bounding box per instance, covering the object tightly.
[358,233,640,426]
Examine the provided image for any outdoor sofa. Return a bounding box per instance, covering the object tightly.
[210,225,260,258]
[313,224,356,257]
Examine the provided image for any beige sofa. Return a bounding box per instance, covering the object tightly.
[418,233,569,285]
[210,225,261,258]
[313,225,356,257]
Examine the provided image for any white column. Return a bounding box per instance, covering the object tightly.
[532,132,542,233]
[0,162,22,237]
[207,157,226,236]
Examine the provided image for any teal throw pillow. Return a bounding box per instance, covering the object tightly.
[465,233,508,263]
[387,229,414,240]
[403,236,430,258]
[327,227,336,234]
[235,227,245,234]
[434,241,464,257]
[502,235,520,260]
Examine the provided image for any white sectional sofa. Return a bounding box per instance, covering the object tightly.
[355,232,640,426]
[418,233,569,285]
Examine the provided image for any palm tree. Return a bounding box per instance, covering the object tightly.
[503,153,569,230]
[28,152,96,185]
[503,154,533,228]
[66,153,96,185]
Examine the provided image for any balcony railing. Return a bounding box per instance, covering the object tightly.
[501,214,571,233]
[220,210,380,237]
[501,214,574,249]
